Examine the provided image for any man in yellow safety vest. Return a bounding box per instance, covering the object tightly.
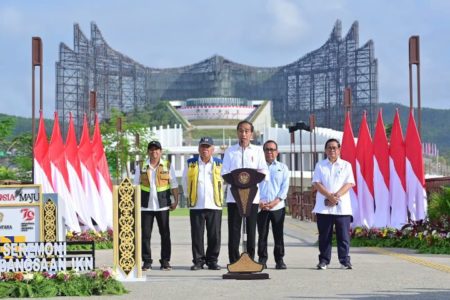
[182,137,224,270]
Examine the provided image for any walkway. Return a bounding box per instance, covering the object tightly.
[94,216,449,299]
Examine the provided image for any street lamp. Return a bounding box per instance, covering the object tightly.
[288,121,311,220]
[296,121,311,196]
[309,114,316,172]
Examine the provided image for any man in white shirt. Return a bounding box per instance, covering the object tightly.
[182,137,224,271]
[221,120,268,263]
[312,138,355,270]
[134,141,179,271]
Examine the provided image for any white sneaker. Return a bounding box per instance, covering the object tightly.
[340,263,352,269]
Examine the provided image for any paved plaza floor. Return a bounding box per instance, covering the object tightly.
[35,216,450,300]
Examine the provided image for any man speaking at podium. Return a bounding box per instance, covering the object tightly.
[221,120,268,264]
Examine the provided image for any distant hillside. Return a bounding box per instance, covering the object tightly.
[379,102,450,158]
[0,113,52,139]
[2,103,449,158]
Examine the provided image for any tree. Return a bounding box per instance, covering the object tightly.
[100,109,154,183]
[0,117,15,151]
[0,117,33,182]
[11,133,33,182]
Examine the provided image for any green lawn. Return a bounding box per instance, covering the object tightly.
[170,207,228,216]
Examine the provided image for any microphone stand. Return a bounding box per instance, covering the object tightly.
[241,142,247,253]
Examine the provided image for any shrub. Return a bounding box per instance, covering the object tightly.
[0,268,128,298]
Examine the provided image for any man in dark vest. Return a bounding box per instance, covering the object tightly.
[182,137,224,270]
[134,141,179,271]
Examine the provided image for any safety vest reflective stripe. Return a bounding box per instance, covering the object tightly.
[140,160,171,192]
[187,158,223,207]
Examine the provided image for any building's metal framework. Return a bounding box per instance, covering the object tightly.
[56,20,378,134]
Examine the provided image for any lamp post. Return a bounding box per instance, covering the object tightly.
[288,125,297,218]
[289,129,296,187]
[296,121,311,196]
[309,114,316,172]
[289,122,310,220]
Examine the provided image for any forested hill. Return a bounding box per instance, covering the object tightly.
[1,102,449,158]
[378,102,450,157]
[0,113,52,138]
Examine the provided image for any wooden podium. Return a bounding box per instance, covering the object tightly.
[222,168,269,280]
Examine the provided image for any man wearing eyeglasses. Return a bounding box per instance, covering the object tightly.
[312,138,355,270]
[257,140,290,270]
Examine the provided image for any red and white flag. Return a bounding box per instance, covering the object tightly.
[65,113,96,230]
[92,114,113,228]
[340,111,360,226]
[373,110,390,228]
[389,110,408,229]
[34,111,54,193]
[78,115,108,231]
[48,112,81,232]
[405,110,427,221]
[355,112,374,228]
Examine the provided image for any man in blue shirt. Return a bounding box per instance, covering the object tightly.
[257,140,290,269]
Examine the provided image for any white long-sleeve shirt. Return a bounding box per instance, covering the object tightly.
[221,143,268,204]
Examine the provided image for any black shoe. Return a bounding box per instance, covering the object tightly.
[207,262,221,270]
[340,262,352,270]
[160,260,172,271]
[275,260,287,270]
[258,259,267,269]
[190,263,204,270]
[142,262,152,271]
[316,262,327,270]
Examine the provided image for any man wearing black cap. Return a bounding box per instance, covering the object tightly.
[182,137,224,270]
[134,140,179,271]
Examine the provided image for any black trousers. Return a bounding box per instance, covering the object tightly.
[227,203,259,264]
[316,213,351,265]
[190,209,222,265]
[257,208,285,263]
[141,210,171,264]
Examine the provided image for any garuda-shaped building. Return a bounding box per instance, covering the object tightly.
[56,20,377,133]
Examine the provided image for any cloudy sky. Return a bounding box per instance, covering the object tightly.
[1,0,450,118]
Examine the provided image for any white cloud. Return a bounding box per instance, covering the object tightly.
[266,0,309,45]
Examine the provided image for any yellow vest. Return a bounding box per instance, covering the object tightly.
[139,159,171,193]
[187,157,223,208]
